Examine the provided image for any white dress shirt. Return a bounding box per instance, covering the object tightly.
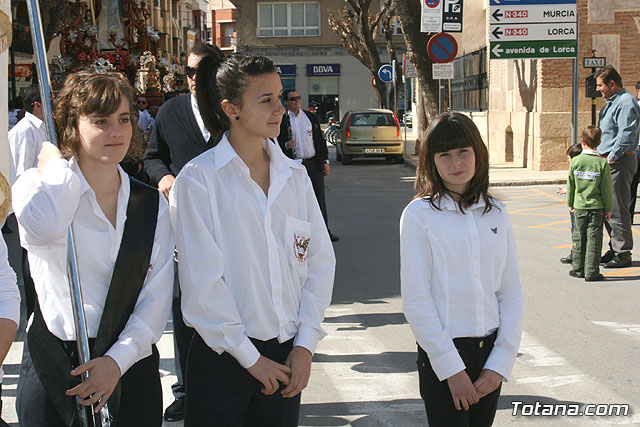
[400,196,524,382]
[289,110,315,160]
[137,109,154,133]
[0,238,20,383]
[13,158,174,375]
[8,111,48,186]
[190,94,210,142]
[170,133,335,369]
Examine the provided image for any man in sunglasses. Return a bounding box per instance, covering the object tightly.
[143,43,225,422]
[278,89,340,242]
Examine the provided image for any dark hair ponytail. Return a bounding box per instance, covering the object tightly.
[195,53,226,135]
[215,54,277,128]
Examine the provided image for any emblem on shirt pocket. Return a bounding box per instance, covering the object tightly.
[491,227,498,234]
[293,233,310,262]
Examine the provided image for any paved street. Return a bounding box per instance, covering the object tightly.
[2,149,639,426]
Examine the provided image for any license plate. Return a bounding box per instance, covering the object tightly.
[364,148,385,153]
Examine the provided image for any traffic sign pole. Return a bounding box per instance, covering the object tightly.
[571,22,579,146]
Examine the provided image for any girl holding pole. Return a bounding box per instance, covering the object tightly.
[14,71,173,426]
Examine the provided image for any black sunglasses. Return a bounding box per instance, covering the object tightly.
[287,96,302,101]
[186,66,197,78]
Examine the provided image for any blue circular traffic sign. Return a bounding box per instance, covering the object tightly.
[378,64,394,83]
[425,0,440,8]
[427,33,458,64]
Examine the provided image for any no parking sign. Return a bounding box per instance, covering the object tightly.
[427,33,458,63]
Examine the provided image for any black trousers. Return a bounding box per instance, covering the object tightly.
[185,333,301,427]
[417,331,501,427]
[302,158,329,228]
[17,340,162,427]
[172,259,194,398]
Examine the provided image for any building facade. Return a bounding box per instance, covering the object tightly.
[210,0,237,54]
[460,0,640,171]
[231,0,406,123]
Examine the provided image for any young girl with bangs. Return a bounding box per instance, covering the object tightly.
[400,112,524,427]
[170,54,335,426]
[13,71,173,426]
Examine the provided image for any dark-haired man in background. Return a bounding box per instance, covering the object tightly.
[143,43,224,422]
[278,89,339,242]
[596,65,640,268]
[3,84,46,320]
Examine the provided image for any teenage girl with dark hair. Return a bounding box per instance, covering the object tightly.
[170,54,336,426]
[13,71,173,426]
[400,112,524,427]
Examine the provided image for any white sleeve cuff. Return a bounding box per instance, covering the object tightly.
[427,347,466,381]
[483,345,516,382]
[105,341,146,377]
[228,336,261,369]
[293,324,322,355]
[0,300,20,326]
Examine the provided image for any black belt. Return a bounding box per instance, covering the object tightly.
[601,151,636,158]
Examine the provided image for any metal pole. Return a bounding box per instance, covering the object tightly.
[25,0,110,425]
[571,23,579,145]
[403,75,407,154]
[9,44,16,100]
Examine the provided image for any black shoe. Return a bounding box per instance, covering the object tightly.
[603,255,632,269]
[560,254,573,264]
[330,233,340,242]
[569,270,584,278]
[585,274,605,282]
[600,250,615,264]
[164,397,185,422]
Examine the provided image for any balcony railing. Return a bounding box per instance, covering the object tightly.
[217,36,236,49]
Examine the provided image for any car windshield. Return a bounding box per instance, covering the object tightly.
[350,113,394,127]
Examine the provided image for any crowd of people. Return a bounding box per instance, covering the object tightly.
[2,46,635,427]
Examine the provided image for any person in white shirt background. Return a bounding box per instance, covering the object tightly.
[170,54,335,426]
[3,84,47,322]
[136,95,154,135]
[8,98,22,131]
[13,71,173,426]
[400,112,524,427]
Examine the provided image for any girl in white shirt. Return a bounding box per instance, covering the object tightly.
[170,54,335,426]
[13,71,173,426]
[400,112,524,427]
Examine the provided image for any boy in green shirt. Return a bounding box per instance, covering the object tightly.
[567,126,613,281]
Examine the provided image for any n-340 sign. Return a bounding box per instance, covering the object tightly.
[489,0,577,60]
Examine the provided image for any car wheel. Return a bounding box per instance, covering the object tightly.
[342,154,352,165]
[336,144,343,161]
[394,154,404,164]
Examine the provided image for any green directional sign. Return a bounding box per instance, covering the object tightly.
[490,40,577,59]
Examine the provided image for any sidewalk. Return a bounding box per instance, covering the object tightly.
[401,129,568,187]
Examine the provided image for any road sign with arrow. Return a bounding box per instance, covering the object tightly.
[490,0,577,60]
[378,64,394,83]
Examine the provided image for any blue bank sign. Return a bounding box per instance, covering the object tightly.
[275,65,296,77]
[306,64,341,76]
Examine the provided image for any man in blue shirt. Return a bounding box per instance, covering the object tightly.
[596,65,640,268]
